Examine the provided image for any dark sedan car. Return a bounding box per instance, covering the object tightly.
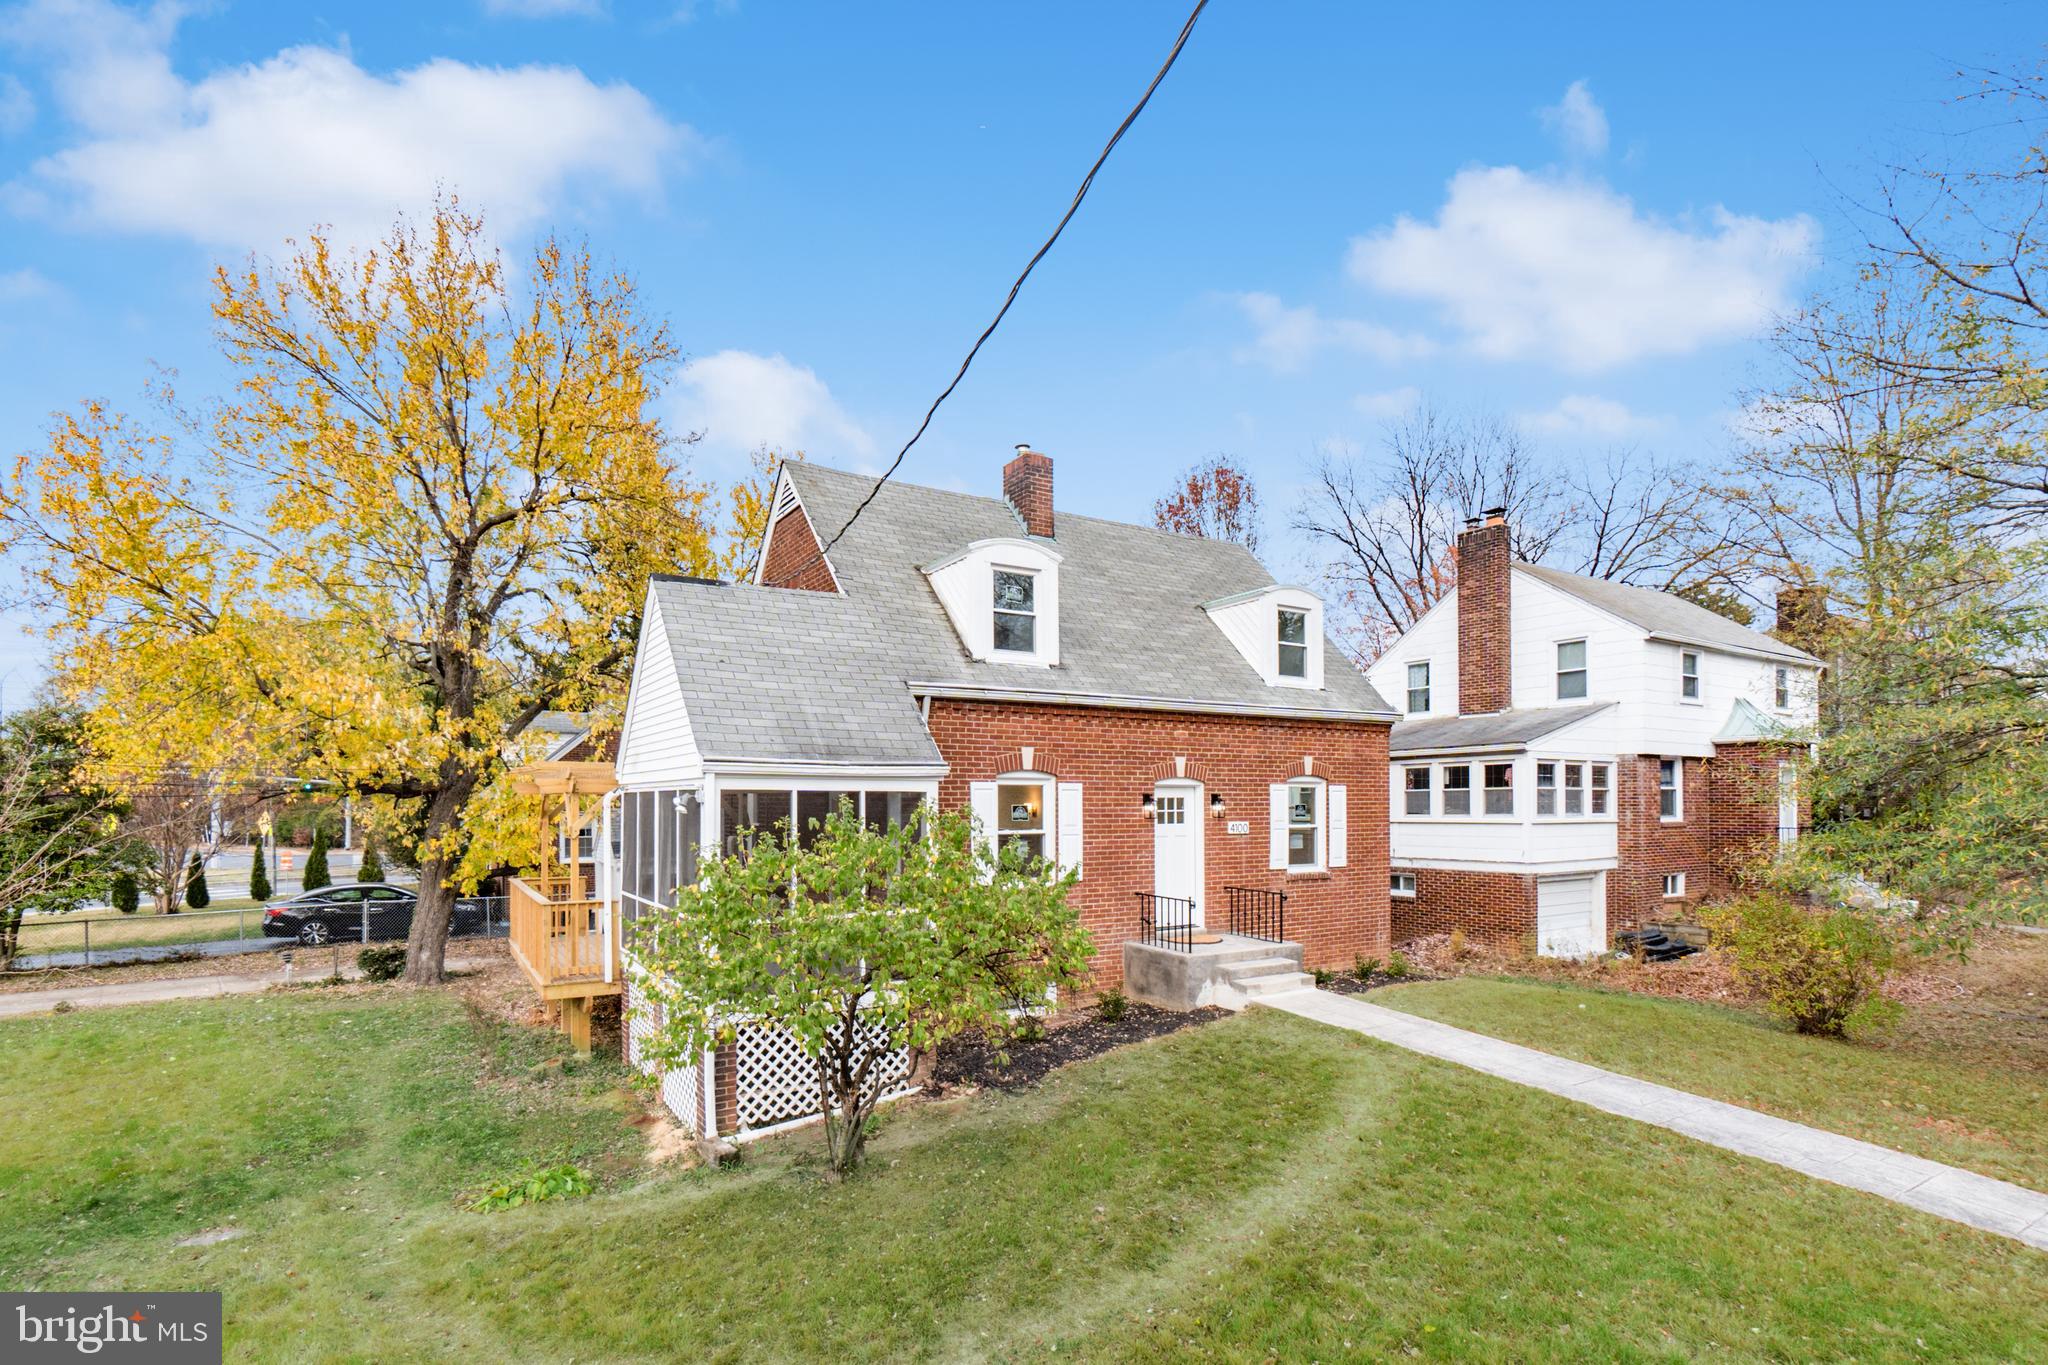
[260,882,487,945]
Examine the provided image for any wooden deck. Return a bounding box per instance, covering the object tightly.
[506,876,618,1053]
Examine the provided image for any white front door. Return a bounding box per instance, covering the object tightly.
[1152,783,1203,925]
[1536,874,1600,958]
[1777,762,1799,848]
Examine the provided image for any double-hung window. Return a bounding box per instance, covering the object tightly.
[1681,650,1701,701]
[1277,610,1308,679]
[1591,764,1610,815]
[1774,666,1791,710]
[993,570,1037,653]
[1403,766,1432,816]
[1563,762,1586,815]
[1287,782,1319,867]
[1406,661,1431,713]
[1658,759,1683,821]
[1536,762,1558,816]
[1483,763,1514,816]
[1441,764,1472,816]
[996,781,1047,863]
[1556,640,1588,699]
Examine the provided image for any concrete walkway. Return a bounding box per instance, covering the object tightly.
[0,958,496,1020]
[1264,988,2048,1253]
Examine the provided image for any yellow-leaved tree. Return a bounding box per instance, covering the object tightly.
[2,202,715,981]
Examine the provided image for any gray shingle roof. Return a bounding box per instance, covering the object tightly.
[1389,702,1613,757]
[1516,563,1819,665]
[646,464,1395,766]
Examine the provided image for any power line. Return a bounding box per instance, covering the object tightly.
[764,0,1211,586]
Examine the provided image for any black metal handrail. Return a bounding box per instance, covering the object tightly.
[1225,885,1287,943]
[1135,892,1199,952]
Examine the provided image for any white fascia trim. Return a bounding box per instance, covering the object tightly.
[1391,856,1619,875]
[1199,582,1319,611]
[703,758,950,780]
[1389,742,1532,760]
[909,681,1396,723]
[1645,631,1821,669]
[920,537,1065,575]
[752,465,845,595]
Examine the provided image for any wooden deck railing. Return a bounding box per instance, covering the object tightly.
[508,875,611,989]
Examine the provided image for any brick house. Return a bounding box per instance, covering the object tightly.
[606,449,1398,1003]
[1363,510,1822,955]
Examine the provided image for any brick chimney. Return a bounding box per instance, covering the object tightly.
[1457,506,1512,715]
[1003,444,1054,538]
[1773,583,1828,656]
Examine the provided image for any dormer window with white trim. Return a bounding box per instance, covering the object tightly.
[1277,609,1308,678]
[1203,585,1325,689]
[923,538,1062,666]
[993,569,1037,654]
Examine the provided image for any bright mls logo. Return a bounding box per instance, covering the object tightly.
[3,1294,220,1363]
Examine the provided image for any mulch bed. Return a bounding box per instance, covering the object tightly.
[1318,968,1442,996]
[932,1001,1228,1093]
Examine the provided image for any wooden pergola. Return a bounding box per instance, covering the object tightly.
[505,760,620,1052]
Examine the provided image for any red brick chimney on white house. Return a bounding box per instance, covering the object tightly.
[1004,445,1055,538]
[1457,506,1512,715]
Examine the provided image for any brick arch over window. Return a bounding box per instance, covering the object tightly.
[996,746,1067,778]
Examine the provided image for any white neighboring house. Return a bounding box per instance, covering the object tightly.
[1365,509,1821,956]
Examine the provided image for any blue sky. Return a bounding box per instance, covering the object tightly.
[1,0,2041,703]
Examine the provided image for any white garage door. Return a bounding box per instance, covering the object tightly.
[1536,875,1600,958]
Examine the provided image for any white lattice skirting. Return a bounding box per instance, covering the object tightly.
[625,975,916,1143]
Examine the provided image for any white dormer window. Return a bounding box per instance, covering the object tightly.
[993,569,1037,654]
[923,538,1062,666]
[1277,610,1308,678]
[1203,585,1325,689]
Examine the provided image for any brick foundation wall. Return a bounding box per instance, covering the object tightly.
[925,699,1392,988]
[1611,754,1715,931]
[760,502,840,593]
[1708,742,1808,895]
[1391,866,1537,950]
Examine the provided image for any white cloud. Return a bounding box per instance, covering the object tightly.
[673,350,872,460]
[1231,291,1433,372]
[1352,386,1421,419]
[482,0,605,16]
[1540,79,1608,158]
[1346,166,1817,372]
[3,0,692,247]
[0,265,61,307]
[0,74,33,134]
[1517,394,1665,438]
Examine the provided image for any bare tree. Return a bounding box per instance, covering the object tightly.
[123,775,259,914]
[1154,455,1263,553]
[1295,401,1734,657]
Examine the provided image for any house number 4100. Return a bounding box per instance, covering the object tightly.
[1225,820,1250,835]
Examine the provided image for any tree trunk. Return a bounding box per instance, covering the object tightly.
[400,779,476,985]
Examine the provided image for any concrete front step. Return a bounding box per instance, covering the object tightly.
[1231,971,1315,999]
[1122,935,1307,1011]
[1217,955,1303,981]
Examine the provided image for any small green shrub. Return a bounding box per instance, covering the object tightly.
[184,855,210,909]
[1708,895,1900,1039]
[111,872,139,914]
[1011,1015,1047,1045]
[1385,951,1411,979]
[248,835,271,901]
[1095,988,1128,1023]
[357,944,407,982]
[301,827,332,892]
[467,1163,594,1212]
[357,840,384,882]
[1311,966,1334,988]
[1354,955,1380,979]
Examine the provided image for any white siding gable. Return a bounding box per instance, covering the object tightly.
[616,588,703,786]
[1366,592,1459,717]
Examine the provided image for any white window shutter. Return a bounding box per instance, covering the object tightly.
[1056,781,1084,879]
[969,782,997,869]
[1268,784,1288,870]
[1328,784,1349,868]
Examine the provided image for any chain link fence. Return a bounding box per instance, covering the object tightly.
[6,895,508,972]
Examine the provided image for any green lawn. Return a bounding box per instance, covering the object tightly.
[1374,976,2048,1193]
[2,990,2043,1362]
[15,902,270,955]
